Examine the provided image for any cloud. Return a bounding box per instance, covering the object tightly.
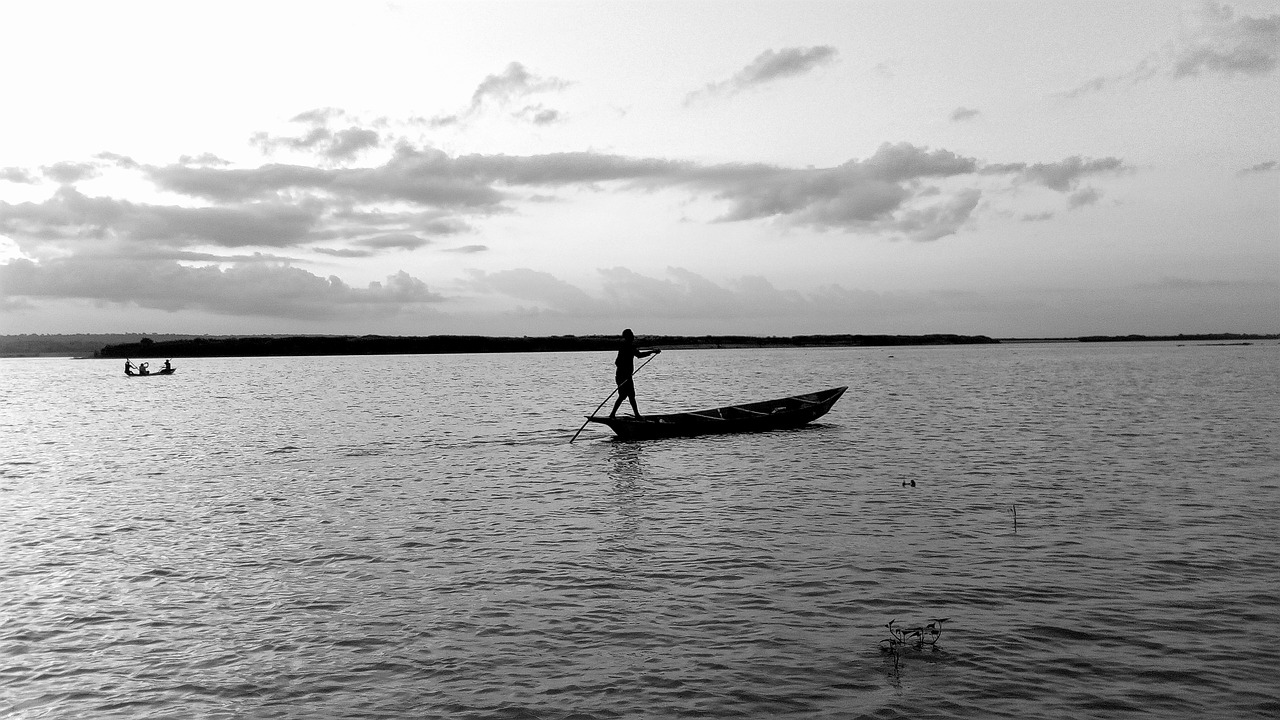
[310,233,431,258]
[463,266,900,327]
[2,167,37,184]
[43,162,100,185]
[950,107,981,122]
[1067,187,1102,209]
[1,125,1132,324]
[895,188,983,241]
[4,140,1127,263]
[678,146,1124,239]
[514,104,562,125]
[95,152,142,170]
[313,247,375,258]
[687,46,838,103]
[465,268,596,313]
[684,143,983,240]
[0,187,323,252]
[473,62,570,106]
[431,62,571,127]
[1062,2,1278,95]
[175,153,231,167]
[991,156,1127,192]
[0,256,442,320]
[354,233,431,251]
[1171,2,1279,77]
[145,149,506,208]
[251,108,384,161]
[461,266,814,321]
[1238,160,1277,175]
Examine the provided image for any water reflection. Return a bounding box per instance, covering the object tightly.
[607,440,647,487]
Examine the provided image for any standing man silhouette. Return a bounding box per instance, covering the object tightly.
[610,329,660,418]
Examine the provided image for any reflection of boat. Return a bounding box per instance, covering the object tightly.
[125,367,176,377]
[587,386,847,440]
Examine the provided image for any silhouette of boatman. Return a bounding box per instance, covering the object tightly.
[609,329,660,419]
[125,359,135,375]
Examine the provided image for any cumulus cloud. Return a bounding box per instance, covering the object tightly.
[950,107,981,122]
[1062,2,1278,96]
[687,46,838,103]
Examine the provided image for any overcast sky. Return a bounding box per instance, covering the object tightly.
[1,0,1276,337]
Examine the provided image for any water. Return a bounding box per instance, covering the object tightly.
[2,343,1278,719]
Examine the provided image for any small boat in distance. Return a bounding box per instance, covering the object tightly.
[587,386,847,440]
[125,366,176,377]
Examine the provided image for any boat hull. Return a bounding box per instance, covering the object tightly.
[587,386,846,440]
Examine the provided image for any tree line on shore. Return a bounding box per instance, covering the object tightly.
[1,332,1274,358]
[91,333,1001,358]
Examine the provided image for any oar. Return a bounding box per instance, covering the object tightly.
[569,353,659,443]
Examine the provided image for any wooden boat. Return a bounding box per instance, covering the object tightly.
[587,386,847,440]
[125,367,176,377]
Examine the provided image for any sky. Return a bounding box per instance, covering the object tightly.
[1,0,1277,338]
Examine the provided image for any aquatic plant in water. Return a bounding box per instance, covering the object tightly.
[880,618,948,670]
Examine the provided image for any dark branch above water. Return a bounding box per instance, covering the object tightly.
[92,333,1000,358]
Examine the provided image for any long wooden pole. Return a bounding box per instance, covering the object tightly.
[569,353,658,443]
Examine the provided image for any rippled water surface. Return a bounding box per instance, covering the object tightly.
[3,343,1279,719]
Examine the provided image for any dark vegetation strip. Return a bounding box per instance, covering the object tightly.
[2,332,1273,358]
[92,333,1001,358]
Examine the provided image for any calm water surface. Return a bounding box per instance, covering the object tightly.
[2,343,1278,719]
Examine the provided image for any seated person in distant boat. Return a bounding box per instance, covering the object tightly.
[139,362,149,376]
[125,359,135,375]
[163,359,172,371]
[609,328,660,419]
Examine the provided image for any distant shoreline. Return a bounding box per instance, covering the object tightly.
[92,333,1002,359]
[1,331,1276,358]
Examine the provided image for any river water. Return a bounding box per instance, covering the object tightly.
[2,342,1278,719]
